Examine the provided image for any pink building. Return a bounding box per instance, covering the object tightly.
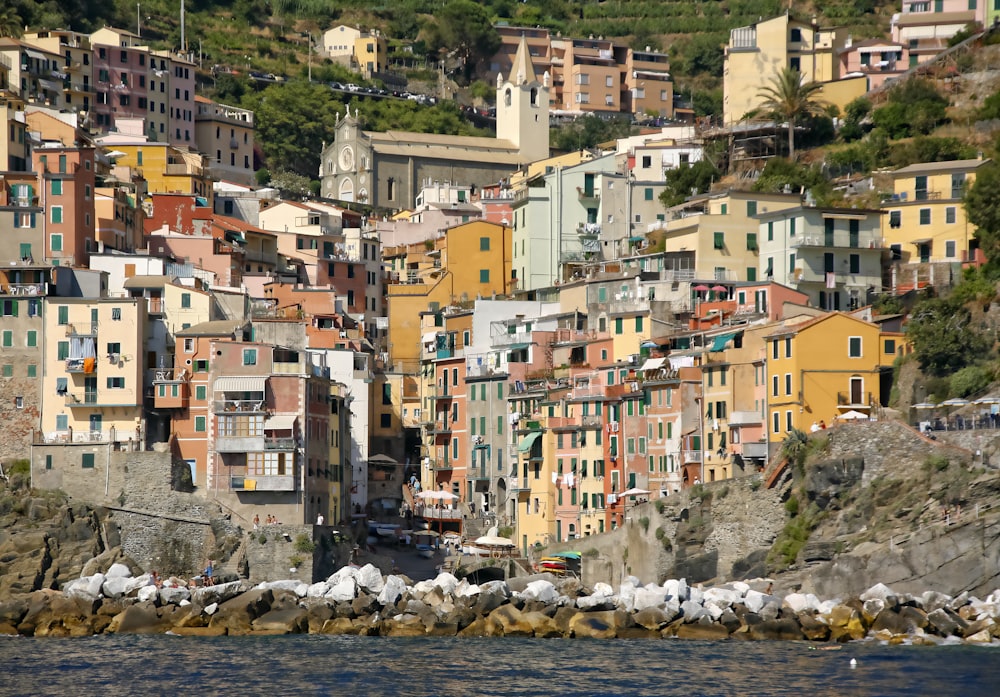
[33,146,96,267]
[93,42,150,135]
[838,38,908,91]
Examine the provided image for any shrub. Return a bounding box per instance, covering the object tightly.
[583,548,599,558]
[785,496,800,516]
[294,533,315,554]
[923,454,950,474]
[654,527,666,540]
[717,485,730,500]
[950,365,992,398]
[638,516,650,532]
[654,499,666,513]
[258,534,267,545]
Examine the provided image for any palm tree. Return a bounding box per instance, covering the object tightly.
[0,8,22,39]
[756,67,826,161]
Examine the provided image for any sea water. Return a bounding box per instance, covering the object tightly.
[1,634,996,696]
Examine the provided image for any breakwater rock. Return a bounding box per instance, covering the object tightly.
[2,564,999,643]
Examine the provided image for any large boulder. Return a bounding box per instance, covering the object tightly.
[355,564,385,594]
[743,590,767,614]
[251,607,309,634]
[108,600,174,634]
[680,599,708,623]
[381,613,427,637]
[748,618,805,641]
[208,588,274,635]
[101,576,131,600]
[159,587,191,605]
[432,572,459,595]
[569,610,631,639]
[860,583,898,608]
[326,577,357,603]
[783,593,820,615]
[521,580,558,605]
[306,581,331,598]
[633,607,671,631]
[927,607,967,637]
[676,623,731,640]
[826,604,867,642]
[633,587,668,612]
[377,575,408,607]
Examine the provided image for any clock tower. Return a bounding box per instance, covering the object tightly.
[496,35,550,162]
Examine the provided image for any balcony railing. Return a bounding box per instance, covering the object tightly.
[65,358,97,373]
[0,282,47,296]
[65,392,99,406]
[837,391,873,407]
[681,449,702,464]
[581,414,603,428]
[213,399,266,414]
[420,507,462,520]
[34,428,140,445]
[264,437,297,450]
[491,330,532,347]
[230,474,295,492]
[741,442,769,459]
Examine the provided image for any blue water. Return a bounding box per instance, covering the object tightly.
[1,635,996,696]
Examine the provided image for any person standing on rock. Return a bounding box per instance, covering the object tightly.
[203,560,214,586]
[253,514,260,530]
[317,513,325,525]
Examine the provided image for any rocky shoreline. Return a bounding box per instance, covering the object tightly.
[1,563,998,643]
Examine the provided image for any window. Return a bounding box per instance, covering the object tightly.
[945,240,956,258]
[772,375,779,396]
[889,211,901,228]
[196,385,207,401]
[848,336,862,357]
[106,377,125,389]
[767,221,774,241]
[181,293,191,308]
[785,373,792,395]
[946,207,956,225]
[919,208,931,225]
[27,364,36,378]
[243,348,257,365]
[635,316,643,332]
[51,180,62,196]
[51,206,63,224]
[1,364,10,377]
[644,187,654,201]
[885,339,897,354]
[849,254,860,274]
[746,233,757,251]
[479,269,490,283]
[111,307,121,320]
[57,342,69,361]
[479,237,490,251]
[195,359,208,372]
[184,339,195,353]
[746,200,757,216]
[195,416,206,432]
[380,414,391,428]
[785,338,792,358]
[56,414,68,430]
[614,318,623,335]
[82,453,95,469]
[1,331,11,348]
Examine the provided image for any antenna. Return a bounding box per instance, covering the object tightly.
[180,0,186,53]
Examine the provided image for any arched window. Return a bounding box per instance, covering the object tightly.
[339,178,354,203]
[530,87,538,107]
[504,87,512,107]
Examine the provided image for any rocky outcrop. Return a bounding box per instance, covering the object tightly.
[4,561,999,644]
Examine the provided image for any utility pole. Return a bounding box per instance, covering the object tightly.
[136,3,141,37]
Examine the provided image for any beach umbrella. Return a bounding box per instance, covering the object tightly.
[911,402,937,410]
[711,284,728,292]
[974,396,1000,405]
[837,410,869,420]
[619,487,652,497]
[416,490,458,501]
[692,284,710,292]
[939,398,971,407]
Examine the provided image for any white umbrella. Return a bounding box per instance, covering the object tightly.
[475,534,515,547]
[911,402,938,410]
[620,487,652,497]
[974,396,1000,404]
[416,490,458,501]
[837,410,869,420]
[939,398,971,407]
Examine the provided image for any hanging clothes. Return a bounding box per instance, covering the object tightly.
[83,357,96,374]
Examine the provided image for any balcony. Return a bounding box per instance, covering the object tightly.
[729,410,762,426]
[681,449,702,464]
[213,399,267,414]
[467,468,490,481]
[65,323,98,338]
[491,330,532,347]
[581,414,603,428]
[837,392,873,408]
[34,428,140,445]
[65,392,99,406]
[420,507,462,521]
[230,475,296,492]
[166,162,205,177]
[216,436,265,452]
[147,297,164,315]
[0,282,47,297]
[741,442,769,460]
[264,437,297,451]
[65,358,97,374]
[577,187,599,201]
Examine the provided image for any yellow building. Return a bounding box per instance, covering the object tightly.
[94,137,213,205]
[723,14,851,124]
[353,32,387,78]
[881,158,989,265]
[765,312,892,441]
[386,220,512,372]
[657,190,801,283]
[40,297,147,445]
[514,420,557,554]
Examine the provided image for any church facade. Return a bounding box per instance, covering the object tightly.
[319,37,549,210]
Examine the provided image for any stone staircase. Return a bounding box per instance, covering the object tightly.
[460,503,487,541]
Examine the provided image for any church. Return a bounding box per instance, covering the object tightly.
[319,37,549,209]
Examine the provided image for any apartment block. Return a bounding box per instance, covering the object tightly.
[194,96,255,185]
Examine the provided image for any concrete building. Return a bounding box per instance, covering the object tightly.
[22,30,94,116]
[39,297,147,450]
[0,38,65,110]
[32,144,97,267]
[757,205,885,310]
[837,38,909,91]
[891,3,977,67]
[194,96,255,186]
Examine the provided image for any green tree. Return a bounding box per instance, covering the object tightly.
[241,80,343,177]
[422,0,501,83]
[551,115,633,152]
[871,79,948,139]
[964,161,1000,278]
[756,67,826,161]
[0,7,23,37]
[906,297,989,376]
[658,159,719,208]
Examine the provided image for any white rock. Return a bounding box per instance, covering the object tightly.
[744,589,766,613]
[159,587,191,604]
[106,563,132,579]
[85,573,106,598]
[624,575,641,588]
[432,572,459,595]
[179,599,191,607]
[328,565,359,584]
[101,577,130,599]
[257,580,300,592]
[703,587,741,608]
[632,587,667,612]
[522,580,558,604]
[412,580,435,595]
[326,577,357,602]
[680,599,707,623]
[355,564,385,593]
[664,598,681,621]
[704,602,725,620]
[204,602,218,615]
[920,590,952,612]
[479,580,511,598]
[124,576,151,596]
[307,581,331,598]
[730,581,750,594]
[759,597,781,621]
[860,583,897,604]
[688,585,704,605]
[576,594,612,610]
[455,582,481,598]
[784,592,820,614]
[137,585,159,603]
[378,575,408,606]
[863,598,885,618]
[592,582,614,597]
[617,582,637,612]
[817,599,838,615]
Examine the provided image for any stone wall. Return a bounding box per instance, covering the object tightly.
[825,420,973,485]
[542,477,787,588]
